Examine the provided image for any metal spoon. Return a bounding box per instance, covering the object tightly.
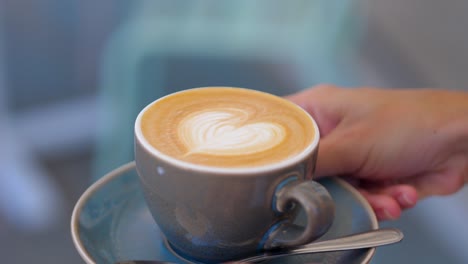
[117,228,403,264]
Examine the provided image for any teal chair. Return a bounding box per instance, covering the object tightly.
[93,0,361,179]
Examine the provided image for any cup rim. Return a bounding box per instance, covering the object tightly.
[134,87,320,175]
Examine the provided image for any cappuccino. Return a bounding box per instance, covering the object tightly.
[140,87,315,168]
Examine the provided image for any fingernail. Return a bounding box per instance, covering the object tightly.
[376,208,395,220]
[398,193,415,207]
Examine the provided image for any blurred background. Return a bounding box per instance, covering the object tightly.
[1,0,468,263]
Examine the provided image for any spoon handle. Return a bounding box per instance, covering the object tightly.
[239,228,403,263]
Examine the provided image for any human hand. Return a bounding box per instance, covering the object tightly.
[286,85,468,220]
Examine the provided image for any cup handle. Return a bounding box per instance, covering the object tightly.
[263,180,335,250]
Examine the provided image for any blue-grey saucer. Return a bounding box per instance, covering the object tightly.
[71,162,378,264]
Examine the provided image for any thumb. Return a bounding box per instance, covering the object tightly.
[285,85,347,137]
[286,85,362,178]
[315,124,365,178]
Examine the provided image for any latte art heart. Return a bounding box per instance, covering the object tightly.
[179,109,286,156]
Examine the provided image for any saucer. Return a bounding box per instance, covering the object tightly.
[72,162,378,264]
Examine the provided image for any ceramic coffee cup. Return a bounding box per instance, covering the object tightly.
[134,87,335,263]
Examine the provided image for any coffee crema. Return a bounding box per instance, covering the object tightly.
[140,87,315,168]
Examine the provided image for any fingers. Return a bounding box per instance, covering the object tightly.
[359,190,401,220]
[357,184,418,221]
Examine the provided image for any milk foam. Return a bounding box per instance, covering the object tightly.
[140,87,316,168]
[178,108,286,156]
